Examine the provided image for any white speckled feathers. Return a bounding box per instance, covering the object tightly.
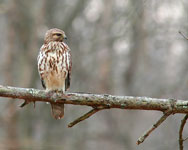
[37,41,72,92]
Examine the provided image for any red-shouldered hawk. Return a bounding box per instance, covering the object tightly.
[37,28,72,119]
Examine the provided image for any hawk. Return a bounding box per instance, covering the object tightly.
[37,28,72,119]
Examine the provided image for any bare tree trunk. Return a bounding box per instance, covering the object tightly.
[4,1,20,149]
[124,0,147,95]
[97,0,115,94]
[3,0,38,149]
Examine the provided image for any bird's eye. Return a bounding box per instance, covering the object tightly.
[56,33,62,36]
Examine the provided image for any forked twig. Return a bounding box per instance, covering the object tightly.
[137,110,172,145]
[179,114,188,150]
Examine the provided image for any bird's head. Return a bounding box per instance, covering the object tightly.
[44,28,67,44]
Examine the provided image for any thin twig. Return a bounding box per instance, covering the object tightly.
[19,100,30,107]
[68,108,101,128]
[179,114,188,150]
[183,136,188,141]
[137,110,172,145]
[19,99,36,108]
[179,31,188,40]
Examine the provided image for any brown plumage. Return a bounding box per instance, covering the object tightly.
[38,28,72,119]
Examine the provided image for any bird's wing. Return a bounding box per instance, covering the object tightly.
[37,46,46,89]
[65,45,72,91]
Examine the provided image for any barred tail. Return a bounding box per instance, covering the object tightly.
[51,103,64,119]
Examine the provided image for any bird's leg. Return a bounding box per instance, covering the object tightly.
[46,90,60,103]
[56,90,70,99]
[46,90,56,97]
[46,90,69,103]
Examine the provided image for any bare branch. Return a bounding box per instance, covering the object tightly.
[68,106,109,128]
[1,85,188,114]
[137,110,172,145]
[68,108,101,128]
[1,85,188,146]
[179,114,188,150]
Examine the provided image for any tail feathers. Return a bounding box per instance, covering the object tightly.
[51,103,64,119]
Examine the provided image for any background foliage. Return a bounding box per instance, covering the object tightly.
[0,0,188,149]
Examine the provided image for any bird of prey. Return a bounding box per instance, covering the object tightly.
[38,28,72,119]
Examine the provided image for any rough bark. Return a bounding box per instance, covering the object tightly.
[0,85,188,114]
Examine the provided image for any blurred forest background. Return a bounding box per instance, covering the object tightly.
[0,0,188,150]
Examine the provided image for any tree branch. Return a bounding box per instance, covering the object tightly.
[68,106,109,128]
[1,85,188,146]
[137,110,172,145]
[179,114,188,150]
[1,85,188,114]
[68,108,101,128]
